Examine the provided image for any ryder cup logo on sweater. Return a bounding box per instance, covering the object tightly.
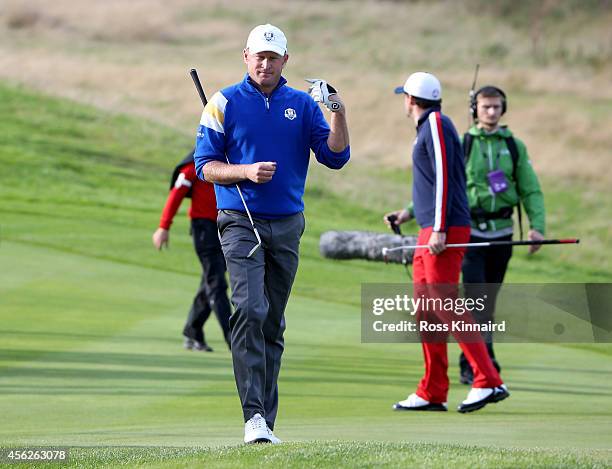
[284,108,297,120]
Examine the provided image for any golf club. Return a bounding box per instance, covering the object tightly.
[382,238,580,262]
[190,68,262,258]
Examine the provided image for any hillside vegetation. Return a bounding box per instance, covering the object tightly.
[1,0,610,273]
[0,0,611,186]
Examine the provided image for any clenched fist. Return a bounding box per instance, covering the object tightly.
[245,161,277,183]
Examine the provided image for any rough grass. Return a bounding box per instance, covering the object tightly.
[0,0,611,185]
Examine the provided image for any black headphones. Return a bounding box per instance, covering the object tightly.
[470,85,507,119]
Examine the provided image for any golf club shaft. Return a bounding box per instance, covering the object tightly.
[383,238,579,254]
[190,68,262,257]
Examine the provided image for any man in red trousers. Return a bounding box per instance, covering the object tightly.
[384,72,509,413]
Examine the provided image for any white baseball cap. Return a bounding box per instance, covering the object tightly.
[394,72,442,101]
[246,24,287,56]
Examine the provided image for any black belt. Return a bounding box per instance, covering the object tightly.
[471,207,513,221]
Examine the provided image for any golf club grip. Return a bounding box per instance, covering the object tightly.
[505,238,580,246]
[386,215,402,235]
[190,69,208,106]
[463,238,581,247]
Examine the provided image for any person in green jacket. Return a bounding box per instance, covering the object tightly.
[458,85,546,384]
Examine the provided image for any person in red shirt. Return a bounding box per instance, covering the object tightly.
[152,149,231,351]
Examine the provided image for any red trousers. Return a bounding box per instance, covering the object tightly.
[412,226,502,403]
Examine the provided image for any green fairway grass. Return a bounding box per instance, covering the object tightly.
[1,82,611,468]
[3,443,611,469]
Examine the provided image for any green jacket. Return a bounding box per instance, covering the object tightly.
[462,125,545,235]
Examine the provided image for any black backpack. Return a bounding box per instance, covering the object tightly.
[169,148,196,198]
[463,132,523,239]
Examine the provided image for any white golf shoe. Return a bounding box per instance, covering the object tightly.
[244,413,271,444]
[393,393,448,411]
[266,427,282,444]
[458,384,509,413]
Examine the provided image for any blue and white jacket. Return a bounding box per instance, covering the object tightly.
[412,106,470,231]
[194,74,350,219]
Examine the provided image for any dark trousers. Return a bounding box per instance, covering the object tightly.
[182,218,231,345]
[217,210,304,430]
[459,234,513,374]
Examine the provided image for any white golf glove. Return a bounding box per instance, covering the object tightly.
[306,78,342,112]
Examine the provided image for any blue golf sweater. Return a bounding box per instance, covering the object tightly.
[412,106,470,231]
[194,74,350,219]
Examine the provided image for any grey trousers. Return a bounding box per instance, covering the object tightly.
[217,209,304,429]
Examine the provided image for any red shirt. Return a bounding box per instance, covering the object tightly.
[159,163,217,229]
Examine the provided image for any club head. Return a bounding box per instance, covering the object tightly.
[247,227,262,258]
[247,242,261,258]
